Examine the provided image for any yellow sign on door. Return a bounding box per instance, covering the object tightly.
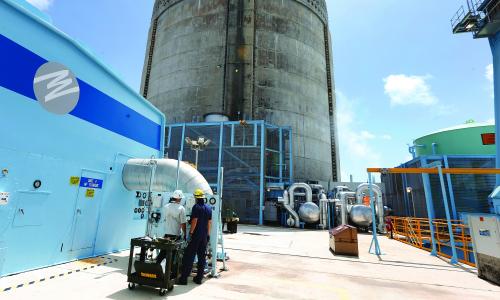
[70,176,80,185]
[85,189,95,198]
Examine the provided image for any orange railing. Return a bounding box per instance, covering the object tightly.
[389,216,475,267]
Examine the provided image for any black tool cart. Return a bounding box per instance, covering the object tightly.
[127,237,183,296]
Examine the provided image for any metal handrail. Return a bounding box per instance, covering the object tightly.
[483,0,500,23]
[389,216,475,267]
[451,5,467,29]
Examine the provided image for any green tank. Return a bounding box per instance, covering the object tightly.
[414,123,495,156]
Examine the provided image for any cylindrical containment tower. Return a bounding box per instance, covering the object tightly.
[141,0,340,182]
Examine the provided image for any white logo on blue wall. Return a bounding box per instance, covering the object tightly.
[33,62,80,114]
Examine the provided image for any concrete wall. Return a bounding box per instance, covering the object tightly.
[142,0,339,183]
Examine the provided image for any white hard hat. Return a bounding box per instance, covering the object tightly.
[172,190,184,199]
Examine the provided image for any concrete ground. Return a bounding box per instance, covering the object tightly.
[1,225,499,300]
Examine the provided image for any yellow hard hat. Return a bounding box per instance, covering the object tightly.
[193,188,205,199]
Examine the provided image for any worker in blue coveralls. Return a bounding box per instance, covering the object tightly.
[178,188,212,285]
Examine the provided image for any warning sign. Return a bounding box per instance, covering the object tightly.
[85,189,95,198]
[0,192,9,205]
[70,176,80,185]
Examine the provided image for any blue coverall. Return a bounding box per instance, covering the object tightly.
[180,201,212,281]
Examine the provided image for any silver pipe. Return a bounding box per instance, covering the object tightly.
[175,151,181,190]
[319,193,328,229]
[146,159,157,237]
[338,191,355,226]
[278,190,300,228]
[122,158,212,196]
[356,183,384,232]
[288,182,312,204]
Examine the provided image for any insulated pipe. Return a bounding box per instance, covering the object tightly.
[338,192,355,226]
[122,158,213,195]
[278,190,300,228]
[288,183,313,204]
[319,193,328,229]
[356,183,384,232]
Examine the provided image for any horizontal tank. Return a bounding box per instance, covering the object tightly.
[298,202,320,223]
[349,205,373,228]
[141,0,340,182]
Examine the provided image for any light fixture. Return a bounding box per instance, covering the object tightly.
[185,136,212,169]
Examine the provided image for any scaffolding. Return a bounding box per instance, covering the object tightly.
[165,120,293,224]
[451,0,500,38]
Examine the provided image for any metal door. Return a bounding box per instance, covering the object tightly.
[71,170,105,251]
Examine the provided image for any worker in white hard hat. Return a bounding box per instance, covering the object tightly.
[157,190,186,264]
[164,190,187,239]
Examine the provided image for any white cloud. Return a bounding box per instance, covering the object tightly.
[486,63,494,99]
[486,64,493,83]
[26,0,53,11]
[434,104,457,116]
[360,131,376,140]
[337,91,382,182]
[381,134,392,140]
[383,74,438,106]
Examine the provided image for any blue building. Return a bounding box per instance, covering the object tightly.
[0,0,165,276]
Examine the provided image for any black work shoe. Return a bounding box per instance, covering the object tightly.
[193,277,203,285]
[177,278,187,285]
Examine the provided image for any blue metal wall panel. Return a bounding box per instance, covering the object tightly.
[382,155,495,220]
[0,0,166,276]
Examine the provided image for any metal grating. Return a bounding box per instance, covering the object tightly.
[382,156,495,220]
[165,121,292,224]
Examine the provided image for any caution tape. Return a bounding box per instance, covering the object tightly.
[1,256,119,293]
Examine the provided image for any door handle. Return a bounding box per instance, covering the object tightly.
[18,208,24,215]
[77,209,82,214]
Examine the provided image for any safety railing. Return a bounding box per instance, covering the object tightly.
[389,216,475,267]
[451,5,467,30]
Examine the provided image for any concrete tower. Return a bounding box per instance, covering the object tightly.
[141,0,340,182]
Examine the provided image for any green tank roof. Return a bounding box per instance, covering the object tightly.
[414,122,495,156]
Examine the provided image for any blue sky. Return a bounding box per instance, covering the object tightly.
[29,0,494,182]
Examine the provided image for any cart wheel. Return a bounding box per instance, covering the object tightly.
[168,285,174,292]
[128,283,136,290]
[159,288,167,296]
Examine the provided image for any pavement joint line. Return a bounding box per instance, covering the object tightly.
[0,256,119,293]
[225,247,467,272]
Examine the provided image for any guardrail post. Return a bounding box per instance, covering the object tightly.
[437,165,459,264]
[368,173,382,255]
[443,155,458,220]
[421,159,438,256]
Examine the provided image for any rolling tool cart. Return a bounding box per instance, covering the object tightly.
[127,237,183,296]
